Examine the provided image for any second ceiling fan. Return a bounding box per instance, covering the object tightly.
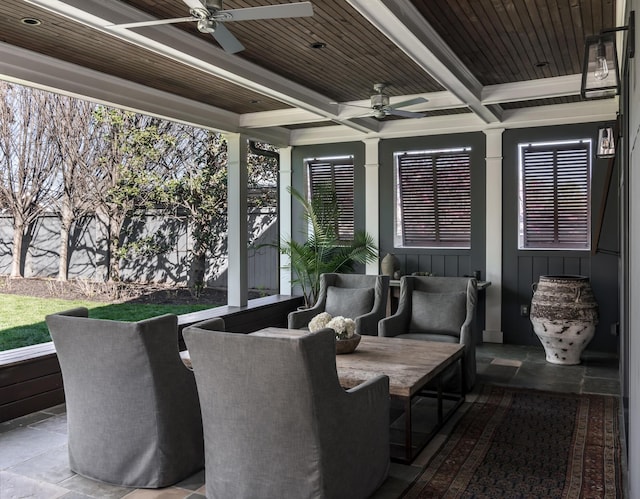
[107,0,314,54]
[339,84,428,119]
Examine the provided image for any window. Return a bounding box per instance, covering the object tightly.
[394,148,471,248]
[518,140,592,250]
[306,156,354,241]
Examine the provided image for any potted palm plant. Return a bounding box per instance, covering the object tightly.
[280,185,377,308]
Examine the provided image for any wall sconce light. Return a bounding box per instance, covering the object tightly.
[581,11,635,99]
[596,126,616,158]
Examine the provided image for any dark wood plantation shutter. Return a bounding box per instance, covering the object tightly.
[397,149,471,248]
[521,142,590,249]
[307,158,355,241]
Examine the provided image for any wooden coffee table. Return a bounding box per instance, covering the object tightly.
[248,328,466,463]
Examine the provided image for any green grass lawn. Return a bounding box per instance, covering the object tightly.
[0,294,217,351]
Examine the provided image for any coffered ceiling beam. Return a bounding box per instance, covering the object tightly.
[240,91,465,128]
[242,74,589,128]
[482,74,583,104]
[289,99,617,146]
[347,0,502,124]
[26,0,379,134]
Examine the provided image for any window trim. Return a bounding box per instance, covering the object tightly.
[305,155,355,243]
[518,139,592,251]
[394,147,472,249]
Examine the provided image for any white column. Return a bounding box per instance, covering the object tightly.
[484,128,504,342]
[226,133,248,307]
[279,146,293,295]
[363,138,380,275]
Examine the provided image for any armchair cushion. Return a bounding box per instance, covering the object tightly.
[289,273,389,336]
[409,290,466,337]
[326,286,374,318]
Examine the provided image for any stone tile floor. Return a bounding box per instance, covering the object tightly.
[0,343,621,499]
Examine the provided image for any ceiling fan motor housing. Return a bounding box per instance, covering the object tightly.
[197,18,217,33]
[371,93,389,109]
[205,0,224,10]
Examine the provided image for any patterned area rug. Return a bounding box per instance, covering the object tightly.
[402,385,622,499]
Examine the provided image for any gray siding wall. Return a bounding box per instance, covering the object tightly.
[290,127,617,354]
[502,123,619,353]
[378,133,487,278]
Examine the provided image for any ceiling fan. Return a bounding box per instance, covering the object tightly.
[342,83,428,119]
[106,0,314,54]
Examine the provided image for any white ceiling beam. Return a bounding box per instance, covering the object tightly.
[290,114,487,145]
[347,0,502,124]
[482,74,582,104]
[240,91,465,128]
[240,108,328,128]
[243,74,596,129]
[497,99,618,128]
[25,0,379,134]
[289,100,617,146]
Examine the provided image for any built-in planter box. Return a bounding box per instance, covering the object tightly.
[0,295,303,423]
[0,342,63,423]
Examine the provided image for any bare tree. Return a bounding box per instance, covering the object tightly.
[0,82,60,277]
[51,96,100,280]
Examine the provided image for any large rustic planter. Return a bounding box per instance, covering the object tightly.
[530,275,599,365]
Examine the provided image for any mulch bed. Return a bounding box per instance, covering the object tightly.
[0,276,258,305]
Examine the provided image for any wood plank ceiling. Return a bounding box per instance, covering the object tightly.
[0,0,622,144]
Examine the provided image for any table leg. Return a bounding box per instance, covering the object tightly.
[404,397,412,463]
[437,378,443,424]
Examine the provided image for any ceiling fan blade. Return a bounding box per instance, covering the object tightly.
[107,16,196,29]
[182,0,207,10]
[217,2,314,22]
[390,97,428,109]
[334,102,372,110]
[212,23,245,54]
[386,108,426,118]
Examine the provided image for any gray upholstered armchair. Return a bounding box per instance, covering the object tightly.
[45,308,205,488]
[288,273,389,335]
[183,326,390,499]
[378,276,478,389]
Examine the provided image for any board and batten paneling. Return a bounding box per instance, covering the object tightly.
[378,133,487,279]
[502,123,619,352]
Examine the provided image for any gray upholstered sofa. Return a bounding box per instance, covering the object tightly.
[45,308,205,488]
[288,273,389,336]
[183,326,390,499]
[378,276,478,389]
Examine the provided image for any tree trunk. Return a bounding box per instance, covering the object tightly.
[58,207,73,281]
[10,221,25,278]
[108,219,121,282]
[188,252,206,294]
[105,209,131,282]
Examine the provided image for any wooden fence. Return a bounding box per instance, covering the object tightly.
[0,209,280,292]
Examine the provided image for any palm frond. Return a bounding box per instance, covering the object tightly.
[282,186,378,306]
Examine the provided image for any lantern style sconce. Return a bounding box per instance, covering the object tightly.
[596,126,616,158]
[581,11,635,99]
